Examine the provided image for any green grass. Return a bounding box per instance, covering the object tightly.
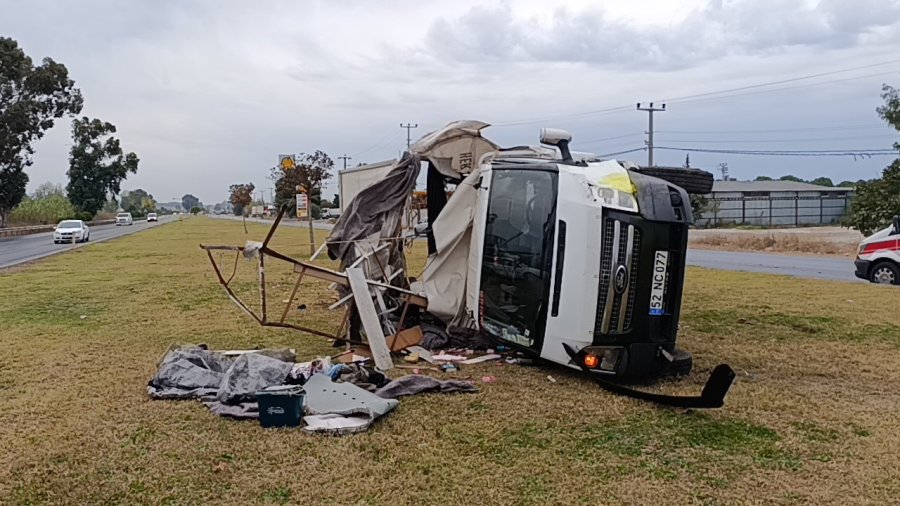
[1,216,900,504]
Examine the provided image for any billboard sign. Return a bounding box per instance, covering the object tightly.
[296,193,308,218]
[279,155,296,171]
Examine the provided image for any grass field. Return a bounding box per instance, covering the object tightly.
[1,217,899,505]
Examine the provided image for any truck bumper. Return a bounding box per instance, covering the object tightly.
[854,258,870,280]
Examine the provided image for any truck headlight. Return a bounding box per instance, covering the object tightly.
[580,347,624,372]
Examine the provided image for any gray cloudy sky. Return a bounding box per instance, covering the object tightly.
[2,0,900,205]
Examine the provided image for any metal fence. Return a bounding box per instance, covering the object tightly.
[696,194,852,228]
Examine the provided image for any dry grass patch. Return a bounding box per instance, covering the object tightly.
[689,233,857,256]
[1,217,899,504]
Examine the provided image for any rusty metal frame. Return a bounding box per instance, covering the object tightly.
[200,205,427,344]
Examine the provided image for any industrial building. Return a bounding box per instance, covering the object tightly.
[695,180,854,227]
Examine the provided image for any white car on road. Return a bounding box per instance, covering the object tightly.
[116,212,134,226]
[147,213,158,222]
[53,220,90,244]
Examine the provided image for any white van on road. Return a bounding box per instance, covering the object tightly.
[855,216,900,285]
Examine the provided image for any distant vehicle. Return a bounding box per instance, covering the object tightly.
[414,220,429,236]
[116,212,133,226]
[54,220,90,243]
[147,213,158,222]
[324,209,342,219]
[855,215,899,285]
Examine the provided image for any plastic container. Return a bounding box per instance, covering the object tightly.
[256,385,305,428]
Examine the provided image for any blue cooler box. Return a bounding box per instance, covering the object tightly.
[257,385,305,428]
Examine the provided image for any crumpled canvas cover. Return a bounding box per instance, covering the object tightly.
[147,346,297,420]
[420,168,482,327]
[216,353,295,404]
[326,152,420,271]
[147,346,234,400]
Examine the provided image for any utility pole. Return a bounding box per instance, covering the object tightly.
[400,123,418,150]
[636,102,665,167]
[718,162,729,181]
[338,154,352,171]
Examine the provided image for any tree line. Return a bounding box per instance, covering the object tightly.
[0,37,140,226]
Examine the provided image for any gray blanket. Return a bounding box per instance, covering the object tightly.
[374,375,478,399]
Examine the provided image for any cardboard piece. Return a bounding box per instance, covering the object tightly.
[388,325,423,352]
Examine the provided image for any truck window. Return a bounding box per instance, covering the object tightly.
[479,169,558,350]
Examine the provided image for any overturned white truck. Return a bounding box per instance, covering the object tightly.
[328,121,735,408]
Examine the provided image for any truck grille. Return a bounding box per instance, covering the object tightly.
[595,217,641,335]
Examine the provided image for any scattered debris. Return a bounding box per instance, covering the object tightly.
[432,353,467,362]
[461,354,501,365]
[547,375,556,383]
[481,375,496,384]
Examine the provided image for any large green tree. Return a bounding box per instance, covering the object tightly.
[228,183,254,216]
[120,188,155,214]
[0,37,83,227]
[181,193,200,212]
[66,117,139,217]
[847,84,900,235]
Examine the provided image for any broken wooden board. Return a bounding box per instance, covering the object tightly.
[347,267,394,371]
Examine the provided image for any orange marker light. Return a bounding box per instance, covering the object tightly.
[584,354,599,368]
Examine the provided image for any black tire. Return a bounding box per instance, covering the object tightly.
[631,167,714,194]
[869,261,899,285]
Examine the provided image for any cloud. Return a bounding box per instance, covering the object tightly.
[421,0,900,69]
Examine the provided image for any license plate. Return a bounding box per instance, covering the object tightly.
[649,251,669,315]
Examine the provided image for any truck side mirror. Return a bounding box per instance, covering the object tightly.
[893,215,900,235]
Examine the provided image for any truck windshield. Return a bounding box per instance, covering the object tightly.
[479,169,558,350]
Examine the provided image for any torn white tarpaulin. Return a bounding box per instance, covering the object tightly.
[410,120,499,179]
[420,168,482,327]
[242,241,263,260]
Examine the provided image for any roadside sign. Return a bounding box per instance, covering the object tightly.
[279,155,296,171]
[296,193,308,218]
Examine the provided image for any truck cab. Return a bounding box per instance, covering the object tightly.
[854,216,900,285]
[469,136,693,378]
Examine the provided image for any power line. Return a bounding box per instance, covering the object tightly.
[661,61,900,103]
[352,130,404,159]
[579,132,645,144]
[664,70,899,106]
[596,147,646,158]
[490,58,900,128]
[655,134,898,144]
[656,123,887,135]
[655,145,897,158]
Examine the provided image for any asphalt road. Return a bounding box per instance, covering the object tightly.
[0,217,173,269]
[685,249,861,283]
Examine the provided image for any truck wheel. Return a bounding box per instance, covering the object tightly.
[631,167,714,194]
[870,261,899,285]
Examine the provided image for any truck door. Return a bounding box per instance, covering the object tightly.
[478,168,558,351]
